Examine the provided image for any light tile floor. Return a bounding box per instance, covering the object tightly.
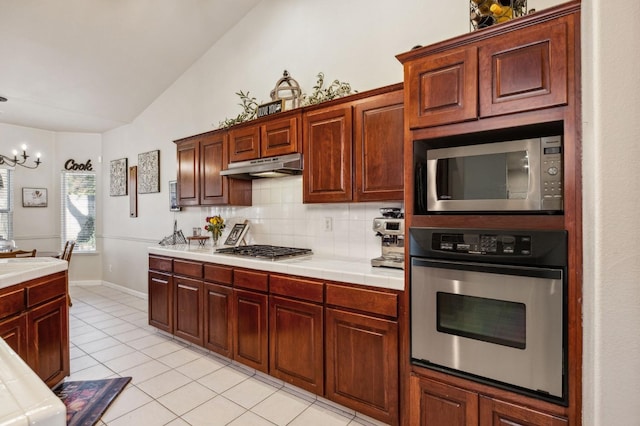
[67,285,389,426]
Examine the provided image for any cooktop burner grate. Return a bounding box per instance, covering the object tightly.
[215,245,313,261]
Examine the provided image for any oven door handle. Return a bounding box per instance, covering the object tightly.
[411,258,563,280]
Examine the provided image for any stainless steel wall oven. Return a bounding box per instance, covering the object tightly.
[410,227,568,404]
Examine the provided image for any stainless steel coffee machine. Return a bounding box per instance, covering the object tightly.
[371,208,404,269]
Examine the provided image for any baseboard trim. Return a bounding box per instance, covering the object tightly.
[70,280,148,300]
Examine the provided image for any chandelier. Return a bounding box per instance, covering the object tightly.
[0,144,42,169]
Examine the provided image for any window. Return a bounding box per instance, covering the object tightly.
[61,171,96,252]
[0,169,13,240]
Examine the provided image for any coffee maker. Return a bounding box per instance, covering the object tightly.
[371,208,404,269]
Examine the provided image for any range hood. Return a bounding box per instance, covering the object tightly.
[220,153,303,180]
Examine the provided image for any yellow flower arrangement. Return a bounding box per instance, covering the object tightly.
[204,215,225,240]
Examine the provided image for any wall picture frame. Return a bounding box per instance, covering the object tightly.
[22,187,48,207]
[137,149,160,194]
[109,158,128,196]
[224,221,250,247]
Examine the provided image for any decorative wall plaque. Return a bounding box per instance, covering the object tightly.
[110,158,128,196]
[137,150,160,194]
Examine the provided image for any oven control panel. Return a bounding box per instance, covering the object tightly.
[435,232,532,255]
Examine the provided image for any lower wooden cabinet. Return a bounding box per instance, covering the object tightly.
[0,271,70,388]
[269,295,323,394]
[204,282,233,357]
[0,313,28,359]
[233,288,268,373]
[148,271,173,332]
[174,275,204,345]
[410,375,568,426]
[325,307,399,425]
[27,296,69,387]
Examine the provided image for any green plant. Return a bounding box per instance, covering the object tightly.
[218,91,259,129]
[300,72,356,106]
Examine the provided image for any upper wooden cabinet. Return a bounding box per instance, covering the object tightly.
[175,131,251,207]
[400,10,573,129]
[228,111,301,162]
[303,84,404,203]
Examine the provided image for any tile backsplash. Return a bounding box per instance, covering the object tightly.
[204,176,403,262]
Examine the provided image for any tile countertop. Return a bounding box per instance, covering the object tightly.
[0,257,68,290]
[0,339,66,426]
[149,245,405,291]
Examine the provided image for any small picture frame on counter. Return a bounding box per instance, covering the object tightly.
[224,221,250,247]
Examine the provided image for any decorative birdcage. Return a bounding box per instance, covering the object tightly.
[470,0,527,31]
[270,70,302,111]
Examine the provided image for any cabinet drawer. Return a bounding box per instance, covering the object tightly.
[149,255,173,272]
[270,274,323,303]
[0,288,25,320]
[204,263,233,285]
[326,283,397,318]
[174,259,203,279]
[234,269,268,292]
[26,272,67,308]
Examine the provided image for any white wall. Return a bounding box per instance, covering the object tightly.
[0,124,102,281]
[581,0,640,424]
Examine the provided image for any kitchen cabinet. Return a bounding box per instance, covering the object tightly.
[148,255,173,333]
[232,269,269,373]
[325,283,399,425]
[173,259,204,345]
[303,84,404,203]
[410,375,567,426]
[203,264,234,358]
[0,271,70,388]
[353,89,404,201]
[228,112,301,162]
[175,131,251,207]
[27,296,68,387]
[268,274,324,394]
[402,11,572,129]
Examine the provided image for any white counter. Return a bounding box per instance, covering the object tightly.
[0,257,68,290]
[149,245,405,291]
[0,340,66,426]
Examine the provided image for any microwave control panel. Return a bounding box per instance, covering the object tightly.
[434,232,532,256]
[541,136,563,210]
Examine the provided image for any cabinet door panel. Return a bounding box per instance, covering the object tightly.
[229,125,260,162]
[479,396,568,426]
[261,115,299,157]
[410,375,478,426]
[204,283,233,358]
[148,271,173,332]
[174,276,204,345]
[354,90,404,201]
[0,314,27,359]
[233,289,268,373]
[325,308,398,425]
[479,18,569,117]
[176,139,199,206]
[269,296,323,394]
[200,134,226,204]
[27,297,69,387]
[406,47,478,129]
[303,106,353,203]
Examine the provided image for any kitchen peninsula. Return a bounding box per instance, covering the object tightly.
[148,245,403,424]
[0,257,69,425]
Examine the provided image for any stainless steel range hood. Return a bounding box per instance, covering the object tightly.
[220,153,303,180]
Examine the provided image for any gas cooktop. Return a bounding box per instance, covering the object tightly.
[215,245,313,261]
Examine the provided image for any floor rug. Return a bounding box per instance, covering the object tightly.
[53,377,131,426]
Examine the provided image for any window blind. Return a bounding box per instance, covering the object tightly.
[61,171,96,252]
[0,169,14,240]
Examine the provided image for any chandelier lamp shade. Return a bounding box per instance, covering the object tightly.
[0,144,42,169]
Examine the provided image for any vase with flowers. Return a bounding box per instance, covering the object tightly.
[204,215,225,247]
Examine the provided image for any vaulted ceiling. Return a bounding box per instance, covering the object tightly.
[0,0,260,133]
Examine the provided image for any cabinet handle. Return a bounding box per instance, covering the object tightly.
[151,277,168,284]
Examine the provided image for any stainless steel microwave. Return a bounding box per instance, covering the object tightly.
[421,136,562,213]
